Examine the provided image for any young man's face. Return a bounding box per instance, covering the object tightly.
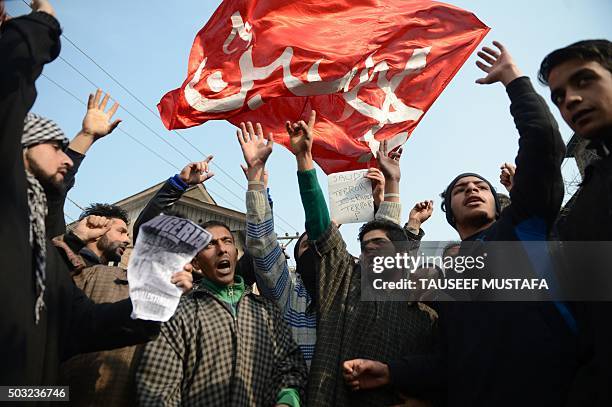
[360,229,395,267]
[450,176,496,228]
[548,59,612,139]
[194,225,238,286]
[23,141,73,189]
[96,218,130,263]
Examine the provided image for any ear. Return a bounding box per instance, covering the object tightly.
[191,258,201,271]
[22,148,31,171]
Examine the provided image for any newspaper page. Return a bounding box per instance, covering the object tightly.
[328,169,375,224]
[128,215,212,321]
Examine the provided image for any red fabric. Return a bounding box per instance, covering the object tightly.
[158,0,489,174]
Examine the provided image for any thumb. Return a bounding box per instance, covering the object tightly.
[109,119,122,132]
[267,133,275,149]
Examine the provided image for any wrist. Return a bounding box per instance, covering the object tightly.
[79,128,96,137]
[247,180,265,191]
[296,152,314,171]
[170,174,189,190]
[72,230,85,243]
[384,181,399,194]
[406,218,421,232]
[501,65,523,87]
[246,165,264,181]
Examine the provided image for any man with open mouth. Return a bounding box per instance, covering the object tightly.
[135,215,308,405]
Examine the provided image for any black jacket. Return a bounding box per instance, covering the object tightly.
[0,12,159,386]
[388,77,578,406]
[133,177,258,285]
[557,138,612,407]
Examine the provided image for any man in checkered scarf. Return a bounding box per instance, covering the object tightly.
[22,112,73,323]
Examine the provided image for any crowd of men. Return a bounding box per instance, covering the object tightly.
[1,1,611,406]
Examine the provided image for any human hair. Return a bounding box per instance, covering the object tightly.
[358,219,408,249]
[199,220,233,236]
[538,39,612,86]
[442,241,461,258]
[79,203,129,224]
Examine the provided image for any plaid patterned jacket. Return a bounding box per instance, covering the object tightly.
[245,191,405,369]
[307,224,436,407]
[60,265,140,406]
[135,283,308,406]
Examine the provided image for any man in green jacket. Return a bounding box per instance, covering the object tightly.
[136,219,308,406]
[286,111,436,406]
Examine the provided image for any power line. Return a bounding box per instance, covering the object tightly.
[57,39,299,233]
[19,0,298,233]
[66,196,85,212]
[40,74,248,214]
[41,74,179,171]
[55,57,194,164]
[50,58,256,218]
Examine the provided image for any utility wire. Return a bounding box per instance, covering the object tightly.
[40,74,251,214]
[20,0,299,232]
[57,47,299,232]
[66,196,85,212]
[53,56,260,225]
[41,74,179,171]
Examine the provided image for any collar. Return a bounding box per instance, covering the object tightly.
[80,247,102,266]
[197,275,246,303]
[585,135,612,158]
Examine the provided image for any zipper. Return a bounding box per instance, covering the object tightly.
[228,284,236,318]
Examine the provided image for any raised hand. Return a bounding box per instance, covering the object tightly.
[31,0,56,17]
[73,215,111,244]
[407,200,434,232]
[475,41,522,87]
[376,140,402,182]
[364,168,385,209]
[499,162,516,192]
[179,155,215,186]
[342,359,390,391]
[237,122,274,170]
[286,110,316,158]
[82,89,122,139]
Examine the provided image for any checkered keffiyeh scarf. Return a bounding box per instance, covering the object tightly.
[22,113,69,324]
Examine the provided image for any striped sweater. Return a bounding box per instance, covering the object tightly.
[245,189,402,368]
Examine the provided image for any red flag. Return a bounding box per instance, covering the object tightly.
[159,0,489,174]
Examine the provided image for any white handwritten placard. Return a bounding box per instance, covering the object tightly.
[328,169,375,224]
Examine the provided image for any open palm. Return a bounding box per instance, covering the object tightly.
[475,41,522,86]
[82,89,122,139]
[237,122,274,168]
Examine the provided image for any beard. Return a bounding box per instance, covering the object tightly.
[27,157,66,196]
[463,209,494,230]
[97,235,126,264]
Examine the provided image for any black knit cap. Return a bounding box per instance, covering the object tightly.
[440,172,501,229]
